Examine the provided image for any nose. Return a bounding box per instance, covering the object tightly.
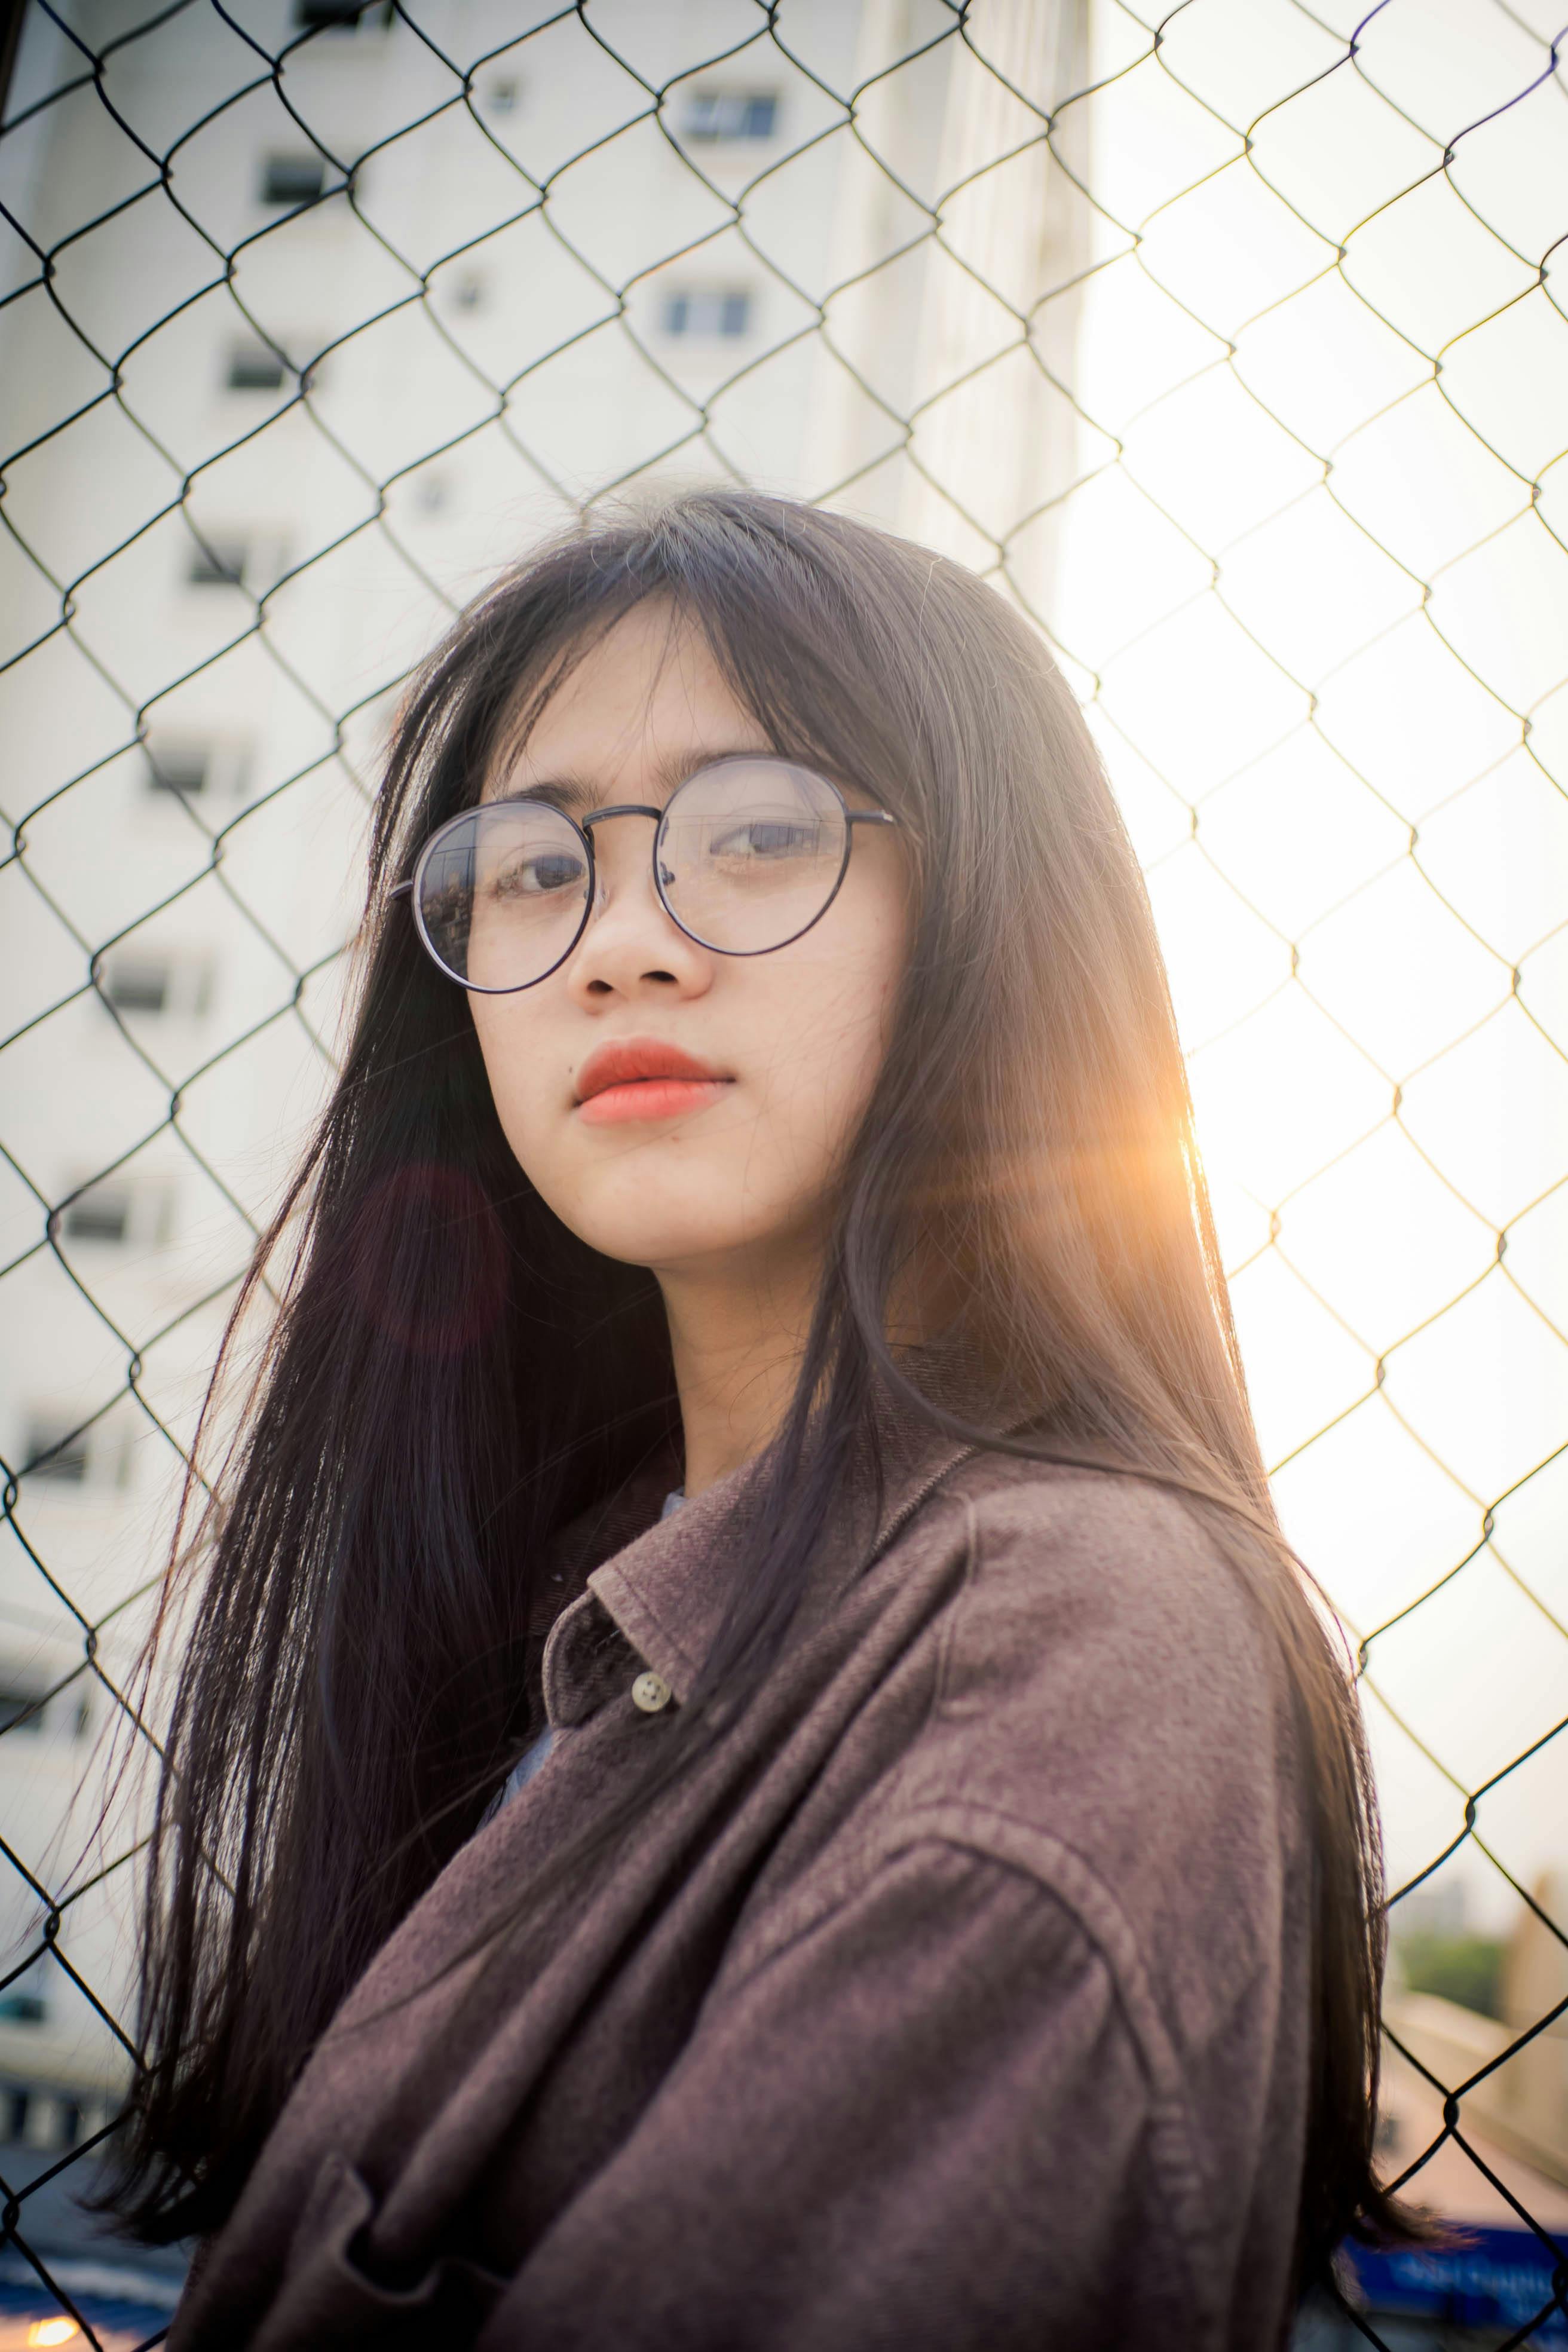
[564,807,710,1004]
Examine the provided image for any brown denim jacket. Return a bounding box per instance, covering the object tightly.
[166,1397,1313,2351]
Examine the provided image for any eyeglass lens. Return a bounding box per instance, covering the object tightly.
[416,761,849,990]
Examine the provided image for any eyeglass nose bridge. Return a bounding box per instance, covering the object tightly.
[574,803,670,915]
[577,803,663,831]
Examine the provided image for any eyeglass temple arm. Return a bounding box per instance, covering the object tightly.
[390,880,414,899]
[847,810,899,826]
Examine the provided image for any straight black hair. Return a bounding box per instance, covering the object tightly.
[103,485,1417,2289]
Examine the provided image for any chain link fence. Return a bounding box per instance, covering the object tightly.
[1,1,1564,2344]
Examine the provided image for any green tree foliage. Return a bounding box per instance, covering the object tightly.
[1395,1933,1506,2022]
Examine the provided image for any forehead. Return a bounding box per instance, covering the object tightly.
[484,602,771,811]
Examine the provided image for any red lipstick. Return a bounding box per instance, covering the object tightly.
[574,1037,733,1126]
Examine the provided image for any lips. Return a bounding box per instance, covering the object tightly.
[574,1039,733,1128]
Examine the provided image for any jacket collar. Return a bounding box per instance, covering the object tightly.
[543,1335,1030,1721]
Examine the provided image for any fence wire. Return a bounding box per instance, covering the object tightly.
[1,1,1566,2345]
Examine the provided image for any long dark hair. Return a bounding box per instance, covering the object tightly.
[105,486,1410,2283]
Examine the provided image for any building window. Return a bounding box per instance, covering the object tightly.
[226,342,287,393]
[662,287,752,339]
[261,154,326,208]
[226,344,319,395]
[294,0,394,24]
[103,958,170,1013]
[186,537,248,589]
[100,953,212,1019]
[62,1182,131,1244]
[146,742,209,796]
[145,736,251,801]
[683,91,777,143]
[185,535,286,596]
[59,1173,176,1249]
[0,1953,49,2028]
[23,1421,90,1486]
[23,1416,130,1493]
[0,1687,47,1735]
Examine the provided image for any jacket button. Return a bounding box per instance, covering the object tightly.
[631,1670,673,1714]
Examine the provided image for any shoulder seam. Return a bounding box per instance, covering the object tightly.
[714,1803,1222,2341]
[875,1799,1221,2332]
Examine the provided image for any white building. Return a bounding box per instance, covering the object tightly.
[0,0,1084,2174]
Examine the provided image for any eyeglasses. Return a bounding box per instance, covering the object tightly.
[391,755,901,994]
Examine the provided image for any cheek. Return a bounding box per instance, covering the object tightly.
[468,1002,555,1169]
[753,914,906,1154]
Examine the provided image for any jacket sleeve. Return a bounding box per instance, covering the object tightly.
[477,1836,1202,2352]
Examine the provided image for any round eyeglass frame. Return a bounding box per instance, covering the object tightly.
[390,754,902,995]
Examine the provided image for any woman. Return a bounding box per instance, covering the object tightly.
[111,488,1407,2347]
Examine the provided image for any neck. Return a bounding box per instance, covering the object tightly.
[656,1245,824,1499]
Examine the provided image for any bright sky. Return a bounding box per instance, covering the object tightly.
[1055,0,1568,1934]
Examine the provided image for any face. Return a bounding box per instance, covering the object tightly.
[465,602,912,1290]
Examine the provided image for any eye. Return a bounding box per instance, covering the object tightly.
[708,819,820,859]
[492,849,587,898]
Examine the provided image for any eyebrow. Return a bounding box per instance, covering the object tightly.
[486,743,782,816]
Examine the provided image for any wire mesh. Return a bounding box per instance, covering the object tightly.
[0,2,1565,2345]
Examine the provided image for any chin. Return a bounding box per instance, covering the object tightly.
[588,1220,758,1272]
[552,1180,727,1260]
[566,1183,788,1272]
